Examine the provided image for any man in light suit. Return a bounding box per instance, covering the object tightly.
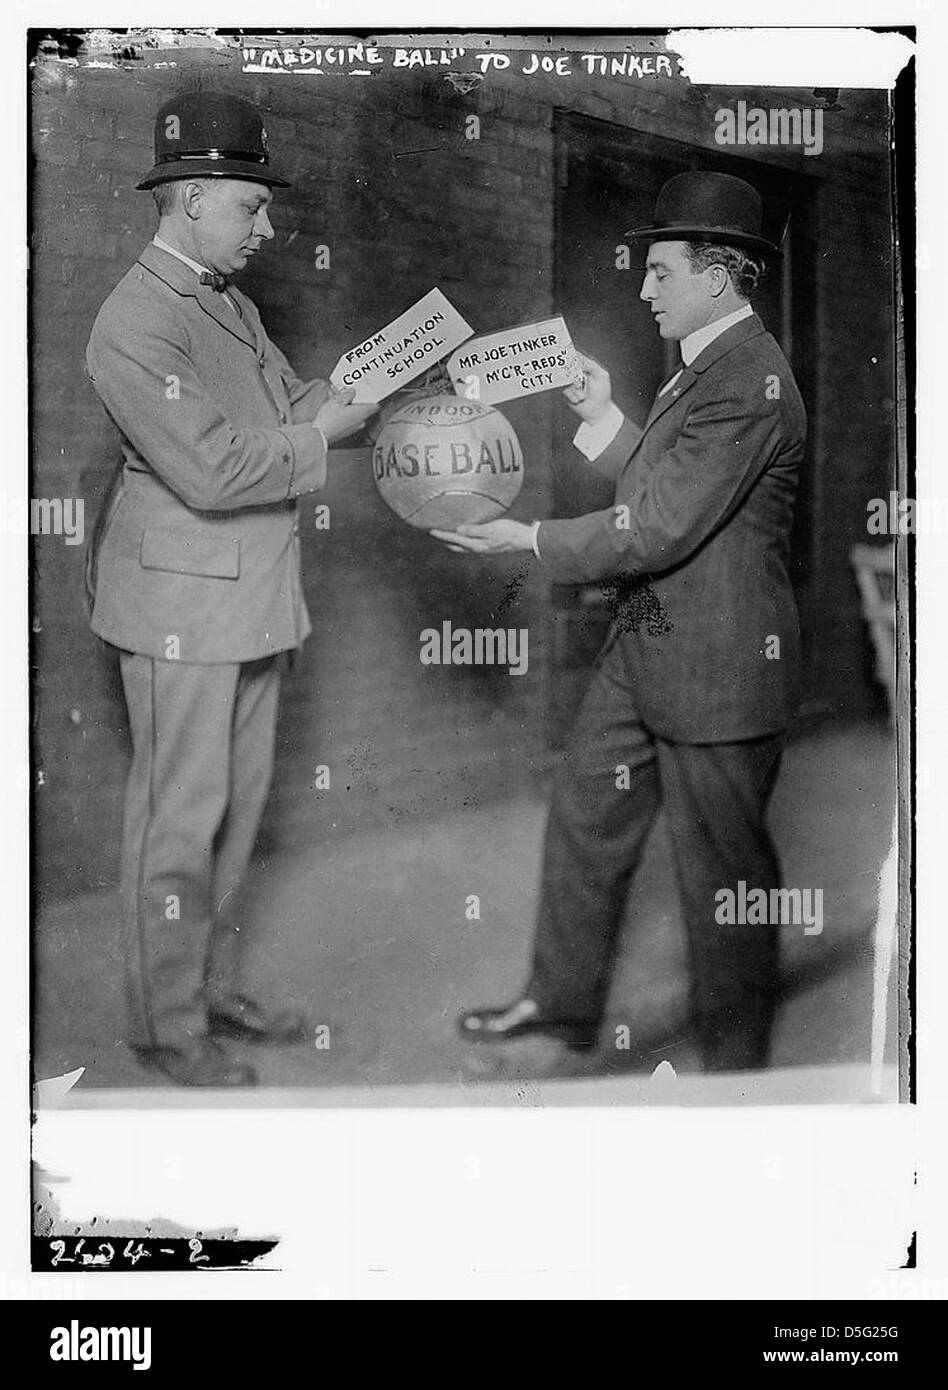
[437,172,806,1070]
[86,92,376,1085]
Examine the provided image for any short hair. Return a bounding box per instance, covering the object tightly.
[683,241,766,299]
[151,176,217,217]
[151,182,179,216]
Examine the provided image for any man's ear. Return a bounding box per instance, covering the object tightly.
[707,263,729,299]
[180,180,206,222]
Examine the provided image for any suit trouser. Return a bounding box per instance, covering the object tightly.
[118,651,282,1050]
[529,634,785,1070]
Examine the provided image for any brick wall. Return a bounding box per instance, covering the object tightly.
[30,39,897,901]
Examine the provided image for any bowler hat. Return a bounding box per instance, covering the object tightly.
[136,91,290,190]
[626,171,779,257]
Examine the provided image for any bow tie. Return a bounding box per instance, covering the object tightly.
[199,270,229,292]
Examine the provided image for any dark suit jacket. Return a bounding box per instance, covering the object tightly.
[536,313,806,743]
[85,241,332,664]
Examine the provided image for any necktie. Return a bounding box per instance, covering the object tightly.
[199,270,229,292]
[199,269,242,318]
[658,365,684,397]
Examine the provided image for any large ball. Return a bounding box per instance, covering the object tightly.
[372,395,523,529]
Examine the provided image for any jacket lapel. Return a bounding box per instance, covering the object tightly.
[635,313,768,447]
[194,284,258,350]
[640,365,698,434]
[136,241,257,352]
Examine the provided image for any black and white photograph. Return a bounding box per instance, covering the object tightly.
[6,8,940,1312]
[29,23,909,1095]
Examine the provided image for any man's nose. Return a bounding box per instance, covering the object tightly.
[639,274,654,303]
[255,209,275,240]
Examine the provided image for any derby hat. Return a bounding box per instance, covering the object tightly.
[626,171,780,257]
[136,91,290,191]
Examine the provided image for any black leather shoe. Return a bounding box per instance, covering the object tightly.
[132,1039,258,1087]
[457,997,599,1049]
[208,993,312,1044]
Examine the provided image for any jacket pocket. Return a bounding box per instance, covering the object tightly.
[139,527,240,579]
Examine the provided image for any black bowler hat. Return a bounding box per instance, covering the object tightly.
[136,91,290,191]
[626,171,779,257]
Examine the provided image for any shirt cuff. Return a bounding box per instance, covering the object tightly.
[529,520,541,558]
[573,403,624,461]
[282,422,328,497]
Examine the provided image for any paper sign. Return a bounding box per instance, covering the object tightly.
[446,316,584,406]
[330,288,474,403]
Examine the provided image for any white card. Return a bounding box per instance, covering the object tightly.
[446,315,584,405]
[330,288,474,403]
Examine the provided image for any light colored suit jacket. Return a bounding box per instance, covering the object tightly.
[85,241,332,663]
[537,314,806,743]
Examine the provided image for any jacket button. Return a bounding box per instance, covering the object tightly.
[278,410,288,423]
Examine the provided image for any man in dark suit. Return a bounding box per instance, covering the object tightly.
[86,92,376,1085]
[435,172,806,1070]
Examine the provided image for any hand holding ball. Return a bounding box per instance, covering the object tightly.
[372,395,523,529]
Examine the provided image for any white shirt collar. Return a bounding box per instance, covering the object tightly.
[680,302,753,366]
[152,233,211,280]
[152,233,242,315]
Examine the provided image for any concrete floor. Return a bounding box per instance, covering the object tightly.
[33,719,900,1101]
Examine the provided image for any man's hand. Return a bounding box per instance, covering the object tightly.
[563,352,613,424]
[314,386,379,443]
[430,520,536,555]
[363,365,452,446]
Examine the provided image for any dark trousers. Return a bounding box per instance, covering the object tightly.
[118,651,282,1050]
[530,635,785,1070]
